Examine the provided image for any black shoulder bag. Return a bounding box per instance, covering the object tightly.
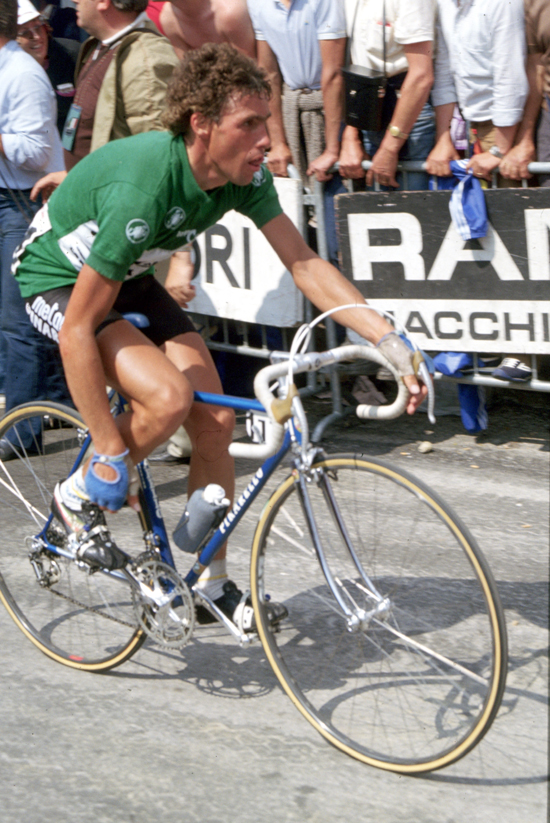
[342,0,388,132]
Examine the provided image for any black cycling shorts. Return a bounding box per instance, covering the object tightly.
[24,274,196,346]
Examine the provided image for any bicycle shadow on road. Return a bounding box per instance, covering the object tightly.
[109,627,278,699]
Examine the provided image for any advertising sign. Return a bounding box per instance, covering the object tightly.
[336,189,550,354]
[184,177,304,327]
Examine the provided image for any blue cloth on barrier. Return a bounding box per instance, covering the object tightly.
[429,160,488,240]
[432,352,488,434]
[429,176,456,191]
[448,159,488,240]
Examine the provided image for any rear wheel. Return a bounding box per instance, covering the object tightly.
[0,402,147,670]
[251,454,507,773]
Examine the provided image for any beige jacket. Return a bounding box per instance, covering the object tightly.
[75,20,178,153]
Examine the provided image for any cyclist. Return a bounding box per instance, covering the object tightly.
[12,43,428,627]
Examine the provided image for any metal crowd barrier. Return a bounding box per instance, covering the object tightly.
[163,158,548,439]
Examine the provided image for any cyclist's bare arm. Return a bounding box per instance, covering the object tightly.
[261,213,429,414]
[58,264,127,470]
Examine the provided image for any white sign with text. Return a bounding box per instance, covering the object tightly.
[187,177,304,327]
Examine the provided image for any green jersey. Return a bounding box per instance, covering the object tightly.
[14,131,283,298]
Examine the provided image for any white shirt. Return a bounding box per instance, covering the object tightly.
[345,0,435,77]
[0,40,64,189]
[432,0,529,126]
[102,10,149,45]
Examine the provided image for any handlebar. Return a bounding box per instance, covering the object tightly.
[228,344,411,460]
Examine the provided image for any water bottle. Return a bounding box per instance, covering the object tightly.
[172,484,230,553]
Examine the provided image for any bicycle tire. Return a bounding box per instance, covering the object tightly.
[250,453,507,773]
[0,402,147,671]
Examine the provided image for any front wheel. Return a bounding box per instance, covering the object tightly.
[250,454,507,773]
[0,402,146,670]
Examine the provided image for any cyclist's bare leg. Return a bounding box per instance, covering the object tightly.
[163,331,236,559]
[95,320,195,463]
[91,324,234,559]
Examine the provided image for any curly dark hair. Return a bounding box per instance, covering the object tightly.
[0,0,17,41]
[162,42,271,138]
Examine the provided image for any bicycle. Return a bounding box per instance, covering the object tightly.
[0,328,507,774]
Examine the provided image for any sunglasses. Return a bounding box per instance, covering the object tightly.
[17,20,47,40]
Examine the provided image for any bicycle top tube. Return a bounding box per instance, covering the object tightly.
[193,391,265,413]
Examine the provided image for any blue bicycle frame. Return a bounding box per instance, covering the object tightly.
[37,390,295,586]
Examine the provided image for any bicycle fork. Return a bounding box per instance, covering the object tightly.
[294,467,391,632]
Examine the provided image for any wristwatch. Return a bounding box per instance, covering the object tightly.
[489,145,504,159]
[387,124,409,140]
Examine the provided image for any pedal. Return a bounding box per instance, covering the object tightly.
[193,588,256,646]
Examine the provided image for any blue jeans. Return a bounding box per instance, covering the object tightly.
[0,191,70,445]
[323,172,348,269]
[362,101,435,191]
[0,191,27,393]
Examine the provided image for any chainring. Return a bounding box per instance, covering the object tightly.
[131,558,194,649]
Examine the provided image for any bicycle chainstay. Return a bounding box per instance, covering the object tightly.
[31,548,154,631]
[40,548,195,648]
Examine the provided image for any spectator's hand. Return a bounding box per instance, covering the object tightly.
[425,132,459,177]
[164,250,196,307]
[367,145,399,188]
[306,148,339,182]
[499,141,535,180]
[466,151,501,180]
[266,143,293,177]
[30,171,67,202]
[338,134,368,179]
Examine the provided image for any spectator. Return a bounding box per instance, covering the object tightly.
[146,0,255,59]
[338,0,435,191]
[26,0,179,196]
[0,0,66,456]
[46,0,83,42]
[426,0,532,382]
[62,0,177,171]
[14,0,183,451]
[16,0,79,134]
[426,0,528,185]
[247,0,346,269]
[32,0,179,239]
[500,0,549,186]
[247,0,345,186]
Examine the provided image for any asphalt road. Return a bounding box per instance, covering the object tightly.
[0,382,548,823]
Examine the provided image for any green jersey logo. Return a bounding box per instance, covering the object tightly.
[165,207,186,230]
[126,219,150,244]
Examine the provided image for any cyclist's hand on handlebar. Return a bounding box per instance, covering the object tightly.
[376,331,431,415]
[403,374,430,415]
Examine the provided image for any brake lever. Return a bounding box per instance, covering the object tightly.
[417,359,436,425]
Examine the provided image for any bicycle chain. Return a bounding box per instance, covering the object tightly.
[48,585,139,629]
